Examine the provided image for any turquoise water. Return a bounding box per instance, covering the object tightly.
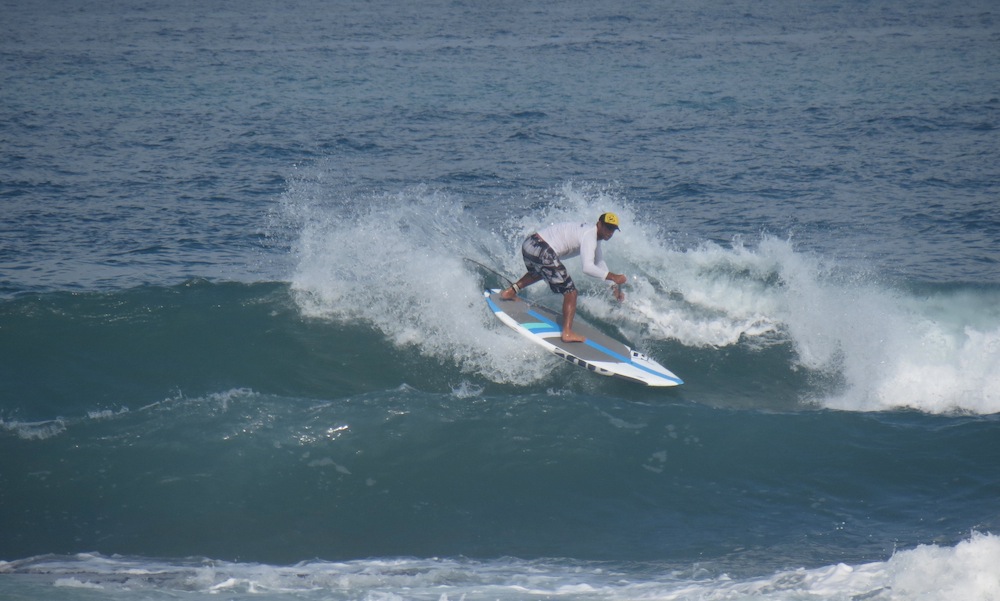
[2,0,999,598]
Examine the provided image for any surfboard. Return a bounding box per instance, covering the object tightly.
[483,289,683,387]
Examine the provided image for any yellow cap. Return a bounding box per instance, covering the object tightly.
[599,212,621,231]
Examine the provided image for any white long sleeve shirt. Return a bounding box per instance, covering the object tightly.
[536,222,610,280]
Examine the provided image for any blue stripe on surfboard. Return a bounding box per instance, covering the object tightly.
[523,322,560,333]
[486,296,557,333]
[526,309,559,328]
[487,296,560,334]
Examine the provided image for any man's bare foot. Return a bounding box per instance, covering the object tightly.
[500,287,516,300]
[561,331,586,343]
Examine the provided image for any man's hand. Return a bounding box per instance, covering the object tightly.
[608,272,626,302]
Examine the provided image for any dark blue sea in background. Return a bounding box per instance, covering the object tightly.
[2,0,999,599]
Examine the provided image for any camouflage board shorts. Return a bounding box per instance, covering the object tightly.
[521,233,576,294]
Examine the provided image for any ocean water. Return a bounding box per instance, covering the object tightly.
[2,0,999,599]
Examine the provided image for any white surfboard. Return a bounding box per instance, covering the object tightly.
[484,289,683,387]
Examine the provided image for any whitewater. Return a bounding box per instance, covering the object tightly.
[282,182,1000,414]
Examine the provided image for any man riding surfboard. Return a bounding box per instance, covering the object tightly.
[500,212,627,343]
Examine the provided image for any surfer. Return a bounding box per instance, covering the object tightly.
[500,213,627,343]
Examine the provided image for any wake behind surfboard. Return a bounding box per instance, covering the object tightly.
[483,289,683,387]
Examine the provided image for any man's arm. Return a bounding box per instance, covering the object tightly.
[580,227,610,279]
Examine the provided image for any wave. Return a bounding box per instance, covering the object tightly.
[279,177,1000,414]
[2,182,996,416]
[2,532,997,600]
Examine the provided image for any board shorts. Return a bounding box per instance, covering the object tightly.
[521,233,576,294]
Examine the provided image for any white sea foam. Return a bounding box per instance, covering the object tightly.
[3,533,998,600]
[673,532,1000,600]
[0,417,67,440]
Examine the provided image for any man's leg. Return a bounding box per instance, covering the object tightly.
[560,289,585,343]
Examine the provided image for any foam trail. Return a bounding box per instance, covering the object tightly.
[3,533,998,600]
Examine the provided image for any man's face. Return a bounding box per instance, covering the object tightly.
[598,222,617,241]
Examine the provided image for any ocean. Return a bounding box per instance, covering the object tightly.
[2,0,999,599]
